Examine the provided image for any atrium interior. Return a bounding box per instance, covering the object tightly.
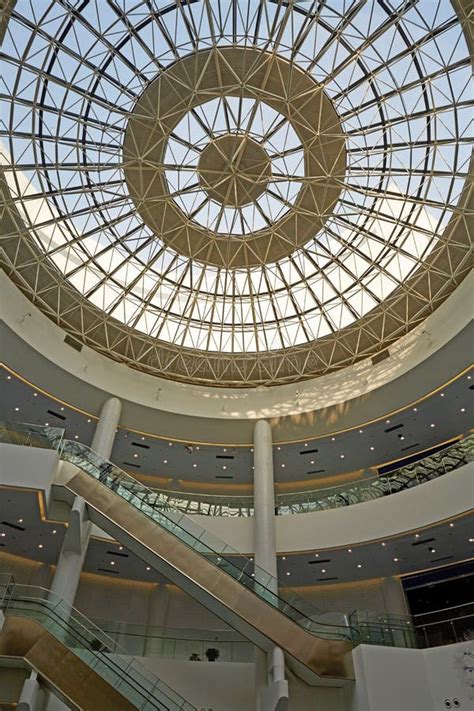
[0,1,472,710]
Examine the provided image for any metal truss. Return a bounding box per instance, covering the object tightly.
[0,0,472,386]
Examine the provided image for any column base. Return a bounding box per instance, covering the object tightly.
[260,679,289,711]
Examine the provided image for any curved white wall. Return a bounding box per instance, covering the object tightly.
[191,464,474,553]
[1,270,472,423]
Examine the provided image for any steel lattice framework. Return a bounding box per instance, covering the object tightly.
[0,0,473,386]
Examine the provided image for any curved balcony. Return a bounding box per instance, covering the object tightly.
[122,435,473,517]
[1,422,471,519]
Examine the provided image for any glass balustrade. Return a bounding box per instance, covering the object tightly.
[0,420,64,449]
[134,435,473,517]
[87,617,254,661]
[0,574,195,711]
[1,420,470,518]
[347,609,417,648]
[412,602,474,648]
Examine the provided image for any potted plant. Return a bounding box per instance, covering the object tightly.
[189,652,201,661]
[205,647,220,662]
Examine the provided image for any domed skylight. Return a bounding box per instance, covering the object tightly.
[0,0,472,384]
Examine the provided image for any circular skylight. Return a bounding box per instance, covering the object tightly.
[165,97,305,234]
[0,0,472,385]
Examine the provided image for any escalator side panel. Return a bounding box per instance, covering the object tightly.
[0,616,136,711]
[66,469,354,683]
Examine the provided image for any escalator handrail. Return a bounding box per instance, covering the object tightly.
[0,579,196,711]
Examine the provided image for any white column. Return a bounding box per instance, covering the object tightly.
[381,576,409,615]
[49,397,122,604]
[144,584,171,656]
[254,420,278,589]
[17,672,45,711]
[253,420,288,711]
[43,397,121,711]
[90,397,122,459]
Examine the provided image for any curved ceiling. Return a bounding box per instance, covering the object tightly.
[1,0,472,386]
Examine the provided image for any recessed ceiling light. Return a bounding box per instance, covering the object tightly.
[33,392,38,397]
[310,460,315,464]
[196,446,200,451]
[393,557,399,562]
[0,533,5,537]
[331,437,335,442]
[14,407,19,411]
[163,460,167,464]
[133,453,138,458]
[169,442,173,446]
[357,564,362,568]
[146,566,151,571]
[118,545,123,551]
[381,542,386,546]
[386,419,390,424]
[222,465,227,470]
[430,548,436,553]
[277,446,281,451]
[340,454,345,459]
[430,423,435,428]
[141,436,145,441]
[400,435,405,441]
[110,560,115,565]
[315,553,319,557]
[87,418,91,423]
[193,463,197,468]
[251,573,255,577]
[348,549,352,553]
[469,538,473,543]
[468,375,472,380]
[281,464,285,468]
[282,556,286,560]
[413,407,417,412]
[52,530,57,534]
[6,375,11,380]
[18,518,23,523]
[359,429,363,434]
[286,572,290,576]
[223,448,227,452]
[38,544,43,549]
[45,422,49,426]
[74,435,79,439]
[250,448,253,453]
[304,443,308,447]
[461,408,466,413]
[321,569,326,573]
[440,393,444,397]
[60,406,64,411]
[370,446,375,451]
[449,523,454,528]
[415,534,420,538]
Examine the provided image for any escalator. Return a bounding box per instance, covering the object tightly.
[53,441,355,685]
[0,576,195,710]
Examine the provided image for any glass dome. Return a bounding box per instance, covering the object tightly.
[1,0,472,385]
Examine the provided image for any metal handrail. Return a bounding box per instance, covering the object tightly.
[0,576,196,710]
[142,434,474,517]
